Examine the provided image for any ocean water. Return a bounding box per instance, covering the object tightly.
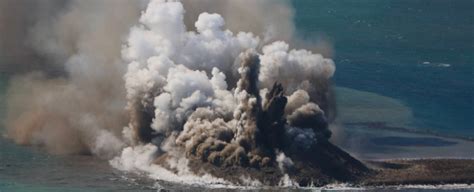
[293,0,474,137]
[1,0,474,191]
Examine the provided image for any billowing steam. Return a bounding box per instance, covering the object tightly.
[2,0,144,157]
[114,0,335,185]
[2,0,339,186]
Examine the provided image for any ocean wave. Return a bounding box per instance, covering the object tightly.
[421,61,451,68]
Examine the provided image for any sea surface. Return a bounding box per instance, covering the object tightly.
[293,0,473,137]
[1,0,473,191]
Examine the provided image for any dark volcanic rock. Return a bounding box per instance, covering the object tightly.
[147,51,371,186]
[364,159,474,186]
[185,139,371,186]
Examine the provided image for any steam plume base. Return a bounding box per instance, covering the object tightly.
[152,154,474,188]
[151,140,370,187]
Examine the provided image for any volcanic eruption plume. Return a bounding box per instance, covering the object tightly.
[2,0,367,187]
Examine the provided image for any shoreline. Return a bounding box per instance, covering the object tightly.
[196,158,474,190]
[361,159,474,187]
[2,132,474,190]
[151,158,474,190]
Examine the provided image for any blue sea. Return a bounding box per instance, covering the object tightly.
[294,0,473,137]
[1,0,473,191]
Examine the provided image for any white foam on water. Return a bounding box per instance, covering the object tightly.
[110,144,236,188]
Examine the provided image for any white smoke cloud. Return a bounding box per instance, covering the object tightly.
[259,41,336,94]
[180,0,295,43]
[2,0,337,186]
[3,0,144,157]
[276,151,294,173]
[118,0,336,185]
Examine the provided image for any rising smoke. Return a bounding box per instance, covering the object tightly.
[2,0,337,186]
[2,0,144,157]
[116,0,335,185]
